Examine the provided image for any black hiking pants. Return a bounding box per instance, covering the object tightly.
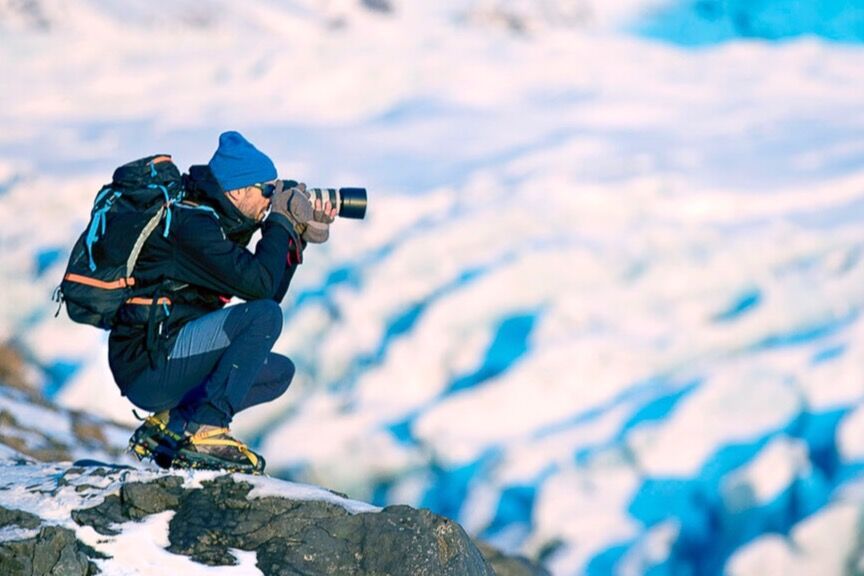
[124,300,294,429]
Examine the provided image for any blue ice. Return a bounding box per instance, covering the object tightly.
[35,247,63,277]
[633,0,864,46]
[447,313,536,394]
[713,289,761,323]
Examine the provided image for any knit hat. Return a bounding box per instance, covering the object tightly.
[208,131,277,192]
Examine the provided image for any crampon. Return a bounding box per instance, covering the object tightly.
[174,425,266,474]
[128,410,182,470]
[128,413,265,475]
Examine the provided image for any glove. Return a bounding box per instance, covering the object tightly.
[268,182,313,236]
[302,221,329,244]
[301,195,338,244]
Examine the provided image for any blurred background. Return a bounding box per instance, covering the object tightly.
[2,0,864,574]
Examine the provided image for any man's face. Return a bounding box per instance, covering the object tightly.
[226,184,272,222]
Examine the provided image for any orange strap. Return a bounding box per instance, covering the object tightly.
[126,297,172,306]
[64,273,135,289]
[150,155,172,165]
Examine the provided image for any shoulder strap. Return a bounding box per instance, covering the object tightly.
[176,201,220,219]
[126,205,167,276]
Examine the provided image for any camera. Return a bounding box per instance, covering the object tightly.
[279,180,367,220]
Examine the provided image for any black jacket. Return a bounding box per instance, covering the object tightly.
[108,165,300,390]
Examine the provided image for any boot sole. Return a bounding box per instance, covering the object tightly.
[172,448,267,474]
[129,436,265,474]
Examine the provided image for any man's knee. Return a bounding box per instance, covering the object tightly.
[242,354,294,408]
[245,300,284,339]
[268,354,295,396]
[279,356,295,388]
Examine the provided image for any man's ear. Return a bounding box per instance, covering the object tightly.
[225,188,244,202]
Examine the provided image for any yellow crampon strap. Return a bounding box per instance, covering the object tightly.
[188,427,260,468]
[146,412,170,429]
[133,409,170,429]
[132,410,180,442]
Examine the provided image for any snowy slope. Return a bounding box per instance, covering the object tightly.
[2,1,864,574]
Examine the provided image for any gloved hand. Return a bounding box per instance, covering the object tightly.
[269,182,313,236]
[302,197,338,244]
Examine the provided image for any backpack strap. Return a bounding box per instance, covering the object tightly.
[175,200,220,219]
[84,189,123,271]
[147,183,183,237]
[126,205,167,276]
[126,296,172,306]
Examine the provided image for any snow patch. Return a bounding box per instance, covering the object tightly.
[77,511,265,576]
[243,474,381,515]
[0,525,40,543]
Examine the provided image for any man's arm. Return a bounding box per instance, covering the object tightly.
[267,194,336,303]
[171,212,293,301]
[271,236,305,303]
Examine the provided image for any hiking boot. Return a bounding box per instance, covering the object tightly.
[128,410,184,468]
[174,424,266,474]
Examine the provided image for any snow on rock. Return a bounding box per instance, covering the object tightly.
[0,455,535,576]
[244,473,381,515]
[76,511,266,576]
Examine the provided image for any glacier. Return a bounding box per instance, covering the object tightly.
[2,1,864,574]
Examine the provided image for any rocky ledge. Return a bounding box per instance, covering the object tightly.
[0,346,548,575]
[0,456,548,576]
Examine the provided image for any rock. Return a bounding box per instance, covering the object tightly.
[72,475,186,535]
[477,541,552,576]
[70,413,109,447]
[122,475,186,518]
[73,474,497,575]
[0,344,32,394]
[0,525,98,576]
[0,504,41,530]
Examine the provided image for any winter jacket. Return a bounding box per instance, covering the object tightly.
[107,164,301,391]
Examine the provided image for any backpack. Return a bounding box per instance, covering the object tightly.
[55,155,185,329]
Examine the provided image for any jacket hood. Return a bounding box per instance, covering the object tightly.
[184,165,261,244]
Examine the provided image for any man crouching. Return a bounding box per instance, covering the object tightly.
[110,131,333,473]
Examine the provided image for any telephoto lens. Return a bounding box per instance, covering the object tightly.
[337,188,367,219]
[307,187,368,220]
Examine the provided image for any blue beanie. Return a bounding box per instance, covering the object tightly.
[208,131,277,191]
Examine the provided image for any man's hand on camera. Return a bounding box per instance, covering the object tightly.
[269,182,313,236]
[313,197,337,224]
[302,199,337,244]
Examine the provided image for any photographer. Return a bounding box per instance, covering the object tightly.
[111,131,334,473]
